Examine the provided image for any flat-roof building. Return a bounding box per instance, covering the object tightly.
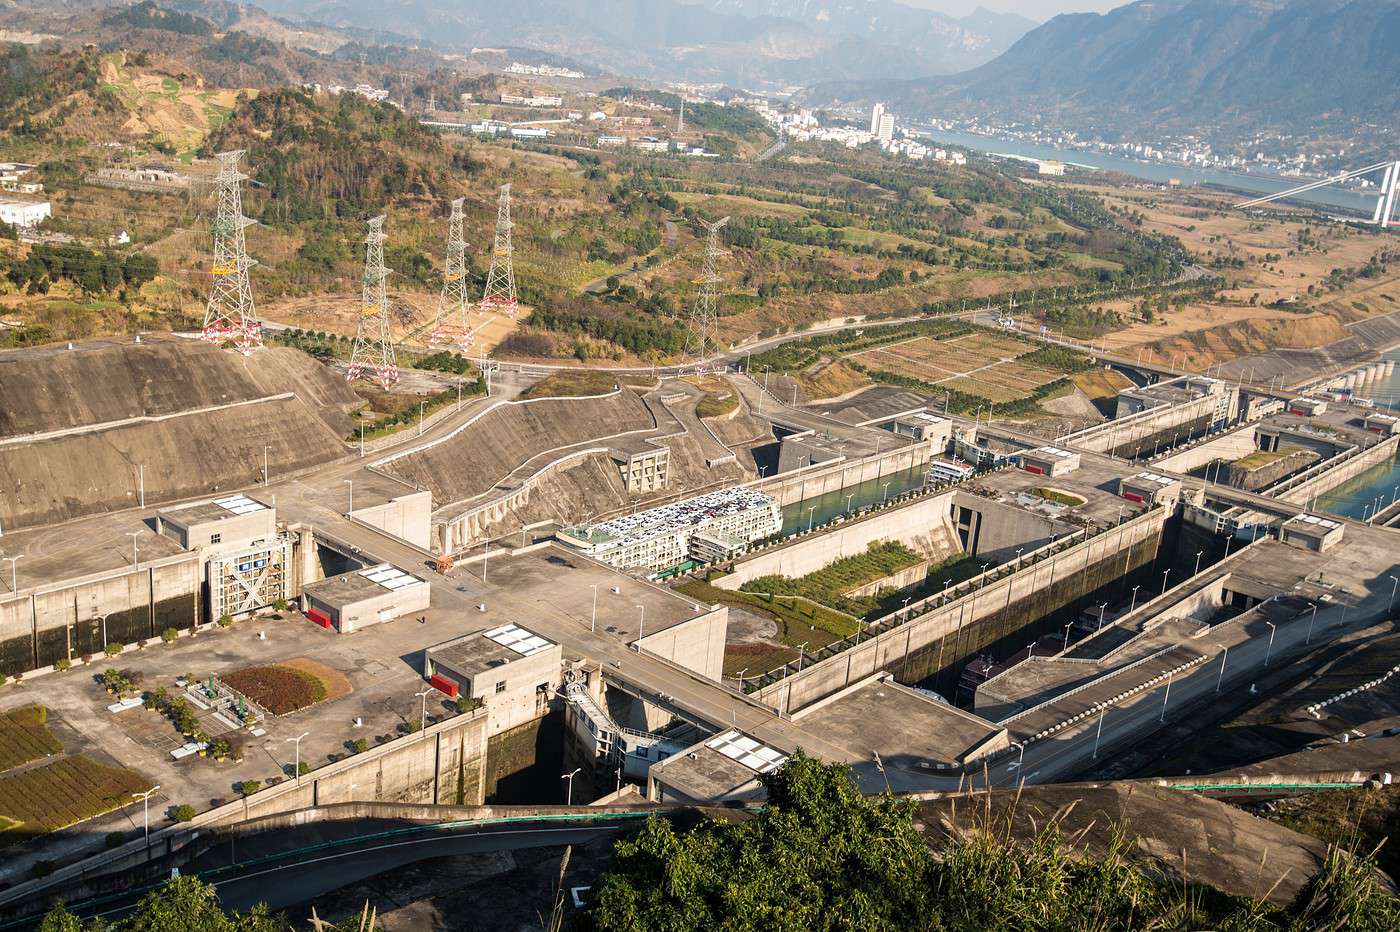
[1280,514,1345,553]
[302,563,430,633]
[426,624,562,736]
[1289,397,1328,417]
[1363,412,1400,435]
[0,196,50,229]
[1119,472,1180,506]
[1018,446,1081,478]
[158,495,290,621]
[558,486,781,571]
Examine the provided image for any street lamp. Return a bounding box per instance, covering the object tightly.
[1390,576,1398,613]
[589,584,599,633]
[133,784,161,847]
[415,688,431,732]
[3,555,20,593]
[1129,585,1140,614]
[806,504,817,532]
[1097,602,1108,632]
[562,767,582,805]
[636,604,645,642]
[1215,645,1229,693]
[286,731,310,785]
[263,445,271,486]
[1159,671,1173,722]
[127,532,140,567]
[881,481,891,503]
[95,612,109,651]
[845,493,855,514]
[1306,603,1318,645]
[1062,622,1073,653]
[1193,550,1204,576]
[1161,568,1170,593]
[1264,621,1277,667]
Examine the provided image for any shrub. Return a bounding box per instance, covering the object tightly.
[171,804,196,822]
[0,673,7,688]
[217,614,233,628]
[272,599,289,612]
[352,738,369,754]
[161,628,178,643]
[104,643,122,656]
[221,665,328,715]
[296,761,310,776]
[239,780,260,797]
[53,658,71,672]
[105,831,126,849]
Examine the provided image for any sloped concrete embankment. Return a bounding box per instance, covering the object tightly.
[0,339,360,529]
[376,390,656,505]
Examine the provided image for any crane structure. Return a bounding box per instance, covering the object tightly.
[428,198,475,352]
[1235,159,1400,228]
[346,216,399,389]
[683,216,730,369]
[202,150,261,354]
[479,184,519,318]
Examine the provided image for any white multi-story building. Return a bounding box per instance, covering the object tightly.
[870,102,885,135]
[877,112,895,143]
[558,487,782,571]
[0,196,49,229]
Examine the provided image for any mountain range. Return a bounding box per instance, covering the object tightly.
[251,0,1035,84]
[806,0,1400,136]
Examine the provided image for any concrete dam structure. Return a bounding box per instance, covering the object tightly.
[0,337,359,529]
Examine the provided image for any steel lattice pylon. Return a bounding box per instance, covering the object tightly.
[683,216,730,369]
[203,150,261,354]
[429,198,475,351]
[347,216,399,388]
[479,183,518,317]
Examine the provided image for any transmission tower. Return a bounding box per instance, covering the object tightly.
[203,150,261,354]
[684,216,730,368]
[347,216,399,388]
[479,184,519,317]
[429,198,475,352]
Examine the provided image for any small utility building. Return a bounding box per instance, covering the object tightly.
[1018,446,1080,478]
[1119,472,1181,506]
[1280,514,1345,553]
[302,563,430,633]
[425,624,562,736]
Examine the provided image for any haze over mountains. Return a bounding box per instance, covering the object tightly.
[254,0,1036,84]
[807,0,1400,135]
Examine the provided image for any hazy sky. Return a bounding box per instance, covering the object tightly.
[901,0,1124,20]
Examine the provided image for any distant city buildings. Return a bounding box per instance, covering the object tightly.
[0,195,51,229]
[501,93,564,108]
[506,61,585,79]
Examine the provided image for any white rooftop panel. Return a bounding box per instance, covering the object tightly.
[483,623,555,657]
[213,494,268,516]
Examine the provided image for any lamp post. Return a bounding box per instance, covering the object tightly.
[1097,602,1108,632]
[797,641,808,671]
[562,767,582,805]
[1194,550,1204,576]
[343,479,353,515]
[1062,622,1073,654]
[287,732,310,785]
[845,493,855,514]
[1306,603,1318,645]
[1161,568,1170,593]
[1129,585,1140,614]
[137,464,145,507]
[1159,671,1173,722]
[133,784,160,848]
[636,604,645,642]
[806,505,817,532]
[1092,708,1106,759]
[881,481,891,504]
[415,689,431,733]
[1216,645,1228,693]
[589,584,598,633]
[128,532,140,567]
[1264,621,1277,667]
[1390,576,1398,613]
[263,446,271,486]
[96,612,109,651]
[4,555,20,593]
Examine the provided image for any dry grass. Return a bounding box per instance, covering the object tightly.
[0,705,62,774]
[280,657,353,702]
[0,756,150,848]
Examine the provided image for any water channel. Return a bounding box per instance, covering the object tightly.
[1315,347,1400,520]
[919,128,1380,216]
[778,462,928,535]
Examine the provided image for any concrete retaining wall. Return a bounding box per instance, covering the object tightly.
[1152,424,1258,474]
[752,442,931,508]
[713,491,959,588]
[843,561,930,599]
[754,508,1168,714]
[1279,435,1400,505]
[0,555,200,677]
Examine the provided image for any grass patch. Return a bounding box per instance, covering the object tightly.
[222,664,329,716]
[0,705,63,774]
[1233,446,1303,471]
[1265,784,1400,885]
[520,369,650,399]
[739,541,924,617]
[676,579,861,647]
[695,389,739,418]
[0,756,150,848]
[1028,487,1087,507]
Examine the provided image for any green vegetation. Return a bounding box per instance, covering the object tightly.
[0,756,151,849]
[1016,345,1094,372]
[1266,784,1400,890]
[1028,487,1087,507]
[740,541,924,617]
[520,369,628,399]
[1234,446,1304,471]
[3,246,159,298]
[0,705,63,773]
[676,578,862,657]
[583,753,1400,931]
[222,664,328,716]
[104,2,214,36]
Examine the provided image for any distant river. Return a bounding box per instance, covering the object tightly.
[920,129,1380,216]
